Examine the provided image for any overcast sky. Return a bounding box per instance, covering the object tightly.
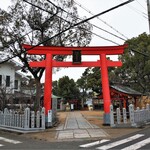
[1,0,148,82]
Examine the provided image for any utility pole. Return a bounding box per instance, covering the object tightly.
[147,0,150,33]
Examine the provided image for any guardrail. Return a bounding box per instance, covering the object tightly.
[110,104,150,128]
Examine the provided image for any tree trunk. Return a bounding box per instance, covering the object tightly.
[34,77,42,111]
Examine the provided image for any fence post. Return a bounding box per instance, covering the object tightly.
[41,107,45,129]
[129,104,136,126]
[110,105,115,127]
[36,111,40,128]
[31,111,35,128]
[24,107,30,129]
[16,113,19,127]
[146,104,150,121]
[4,108,8,125]
[116,108,121,124]
[134,107,140,123]
[123,108,127,124]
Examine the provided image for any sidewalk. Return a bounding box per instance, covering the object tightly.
[22,110,142,142]
[55,111,108,140]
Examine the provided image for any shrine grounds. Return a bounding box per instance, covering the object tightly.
[21,110,145,142]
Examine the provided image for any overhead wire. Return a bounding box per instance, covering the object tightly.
[136,0,147,11]
[2,0,125,51]
[46,0,150,59]
[21,0,134,45]
[1,2,59,50]
[74,0,129,40]
[119,0,148,19]
[24,0,125,43]
[0,0,135,64]
[47,0,126,41]
[41,0,150,57]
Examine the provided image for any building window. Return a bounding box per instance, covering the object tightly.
[15,80,18,89]
[0,75,2,86]
[6,76,10,87]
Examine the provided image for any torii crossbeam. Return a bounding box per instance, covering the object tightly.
[23,44,127,125]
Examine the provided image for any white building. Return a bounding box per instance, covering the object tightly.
[0,52,29,94]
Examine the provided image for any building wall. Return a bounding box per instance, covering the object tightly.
[0,62,15,94]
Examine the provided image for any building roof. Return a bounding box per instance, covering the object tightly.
[111,85,142,96]
[15,71,30,81]
[52,94,62,99]
[0,51,22,70]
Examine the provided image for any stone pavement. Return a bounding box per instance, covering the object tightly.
[55,111,108,140]
[20,110,142,142]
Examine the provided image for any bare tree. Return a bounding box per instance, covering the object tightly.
[0,0,92,111]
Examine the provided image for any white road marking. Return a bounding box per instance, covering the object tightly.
[80,139,110,148]
[0,137,22,144]
[121,137,150,150]
[0,144,4,147]
[96,134,144,150]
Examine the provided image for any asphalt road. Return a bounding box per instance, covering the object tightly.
[0,126,150,150]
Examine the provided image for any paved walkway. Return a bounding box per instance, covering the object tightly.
[55,112,108,140]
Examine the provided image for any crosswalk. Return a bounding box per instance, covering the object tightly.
[0,136,22,147]
[79,134,150,150]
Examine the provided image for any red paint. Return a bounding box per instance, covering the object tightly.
[30,60,122,68]
[44,54,52,115]
[23,44,125,55]
[23,44,127,115]
[100,54,111,113]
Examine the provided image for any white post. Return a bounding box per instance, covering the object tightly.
[31,111,35,128]
[146,104,150,121]
[41,107,45,129]
[36,111,40,128]
[24,107,30,129]
[116,108,121,124]
[123,108,127,124]
[110,105,115,127]
[129,104,136,126]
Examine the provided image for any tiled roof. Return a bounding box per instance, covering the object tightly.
[111,85,142,96]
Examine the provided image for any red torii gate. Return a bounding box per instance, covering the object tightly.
[23,44,127,125]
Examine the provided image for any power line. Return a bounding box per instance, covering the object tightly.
[1,0,135,64]
[21,0,122,46]
[24,0,150,57]
[120,0,148,19]
[74,0,129,40]
[12,0,125,46]
[23,0,134,45]
[24,0,126,42]
[1,2,59,49]
[136,0,147,10]
[46,0,126,41]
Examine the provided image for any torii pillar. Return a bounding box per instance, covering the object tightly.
[23,44,127,126]
[101,54,111,124]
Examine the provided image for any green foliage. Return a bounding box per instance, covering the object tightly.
[52,76,80,102]
[77,67,101,94]
[115,33,150,93]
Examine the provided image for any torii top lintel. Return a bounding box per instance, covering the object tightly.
[23,44,127,55]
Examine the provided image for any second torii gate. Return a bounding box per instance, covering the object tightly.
[23,44,127,125]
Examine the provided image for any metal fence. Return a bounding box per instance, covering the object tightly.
[0,107,45,132]
[110,104,150,128]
